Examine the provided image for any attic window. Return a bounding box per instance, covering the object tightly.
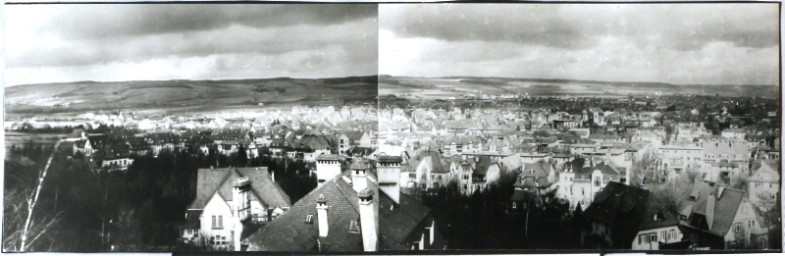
[305,214,314,224]
[348,220,360,234]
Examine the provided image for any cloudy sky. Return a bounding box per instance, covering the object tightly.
[5,4,377,86]
[380,4,780,86]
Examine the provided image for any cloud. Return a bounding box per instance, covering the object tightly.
[379,4,780,86]
[8,4,377,40]
[381,4,779,51]
[4,4,378,85]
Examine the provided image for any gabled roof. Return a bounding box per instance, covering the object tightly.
[582,182,649,249]
[473,156,493,176]
[639,194,679,231]
[244,177,377,251]
[749,159,779,181]
[379,189,431,250]
[690,187,746,236]
[189,167,291,210]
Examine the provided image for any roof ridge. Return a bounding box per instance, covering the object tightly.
[333,178,361,215]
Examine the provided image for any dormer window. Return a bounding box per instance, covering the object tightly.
[305,214,314,224]
[348,220,360,234]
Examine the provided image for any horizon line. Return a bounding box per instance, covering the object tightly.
[5,74,779,88]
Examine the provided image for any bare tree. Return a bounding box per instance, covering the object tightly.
[11,140,63,251]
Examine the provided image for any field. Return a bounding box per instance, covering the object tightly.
[4,76,378,118]
[379,75,780,99]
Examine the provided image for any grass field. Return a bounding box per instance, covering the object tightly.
[5,76,378,117]
[379,75,779,99]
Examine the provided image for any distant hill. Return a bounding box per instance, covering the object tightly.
[379,76,779,99]
[5,76,378,116]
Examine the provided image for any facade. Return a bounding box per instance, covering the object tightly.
[244,157,445,251]
[559,160,628,210]
[183,167,291,249]
[678,184,769,249]
[581,182,650,249]
[747,160,780,211]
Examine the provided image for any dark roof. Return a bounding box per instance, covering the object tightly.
[244,177,377,251]
[294,134,333,150]
[378,189,431,250]
[639,193,679,230]
[582,182,649,249]
[473,156,493,176]
[349,147,375,156]
[188,167,291,210]
[690,186,746,235]
[316,154,344,161]
[376,155,403,164]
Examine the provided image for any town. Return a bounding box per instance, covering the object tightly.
[3,90,780,251]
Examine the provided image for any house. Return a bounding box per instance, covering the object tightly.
[337,131,371,154]
[678,184,769,249]
[580,182,650,249]
[631,194,684,250]
[182,167,291,250]
[515,161,556,196]
[469,156,500,194]
[558,159,628,210]
[747,160,779,211]
[657,143,703,173]
[73,137,95,156]
[376,156,446,250]
[721,128,747,140]
[244,157,445,251]
[99,143,134,172]
[701,139,750,171]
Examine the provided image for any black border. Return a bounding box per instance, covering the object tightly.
[1,1,782,255]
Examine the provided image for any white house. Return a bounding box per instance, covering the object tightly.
[182,167,291,249]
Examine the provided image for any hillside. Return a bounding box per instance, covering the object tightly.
[379,75,779,99]
[4,76,378,116]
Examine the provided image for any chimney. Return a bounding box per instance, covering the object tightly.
[315,155,341,187]
[377,156,403,204]
[351,159,369,193]
[316,194,329,238]
[358,188,377,252]
[232,177,251,251]
[706,192,716,230]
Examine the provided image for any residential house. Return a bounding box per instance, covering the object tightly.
[581,182,650,249]
[678,184,769,249]
[747,160,779,211]
[182,167,291,249]
[559,159,628,210]
[631,194,684,250]
[244,157,445,251]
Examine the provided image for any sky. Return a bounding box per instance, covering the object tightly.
[4,4,378,86]
[380,4,780,86]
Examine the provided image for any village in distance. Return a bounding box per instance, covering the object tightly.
[2,75,781,252]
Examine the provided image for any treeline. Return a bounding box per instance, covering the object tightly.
[421,171,581,249]
[4,139,317,251]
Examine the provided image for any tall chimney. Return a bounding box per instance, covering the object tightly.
[316,194,329,238]
[232,176,251,251]
[315,155,342,187]
[351,159,369,193]
[358,188,377,251]
[377,156,403,203]
[706,192,716,230]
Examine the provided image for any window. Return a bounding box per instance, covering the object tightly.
[212,215,216,228]
[734,222,742,232]
[650,233,657,242]
[661,231,667,241]
[305,214,314,224]
[670,229,676,240]
[512,202,517,209]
